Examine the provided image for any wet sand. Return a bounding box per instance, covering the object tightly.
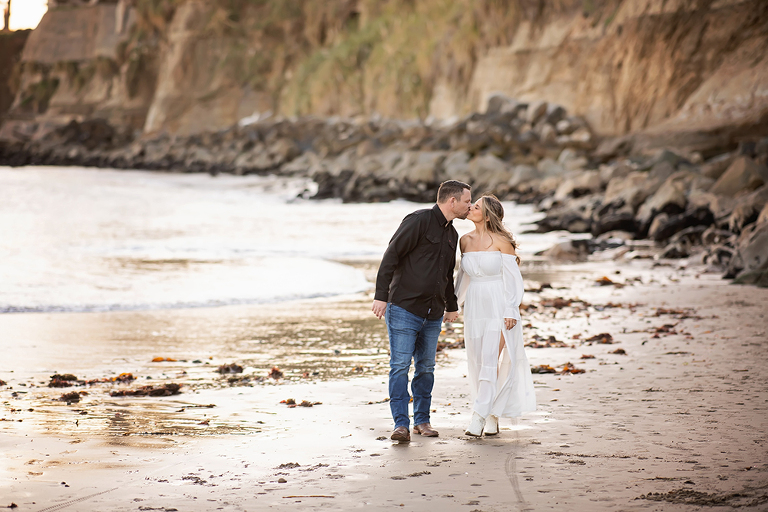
[2,260,768,511]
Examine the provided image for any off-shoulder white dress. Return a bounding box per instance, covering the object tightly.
[455,251,536,418]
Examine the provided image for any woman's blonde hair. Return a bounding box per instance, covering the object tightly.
[480,194,521,264]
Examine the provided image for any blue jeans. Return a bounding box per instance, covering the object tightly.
[386,303,443,429]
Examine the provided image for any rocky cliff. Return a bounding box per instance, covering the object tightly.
[3,0,767,145]
[0,30,29,118]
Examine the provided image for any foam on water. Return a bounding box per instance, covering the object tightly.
[0,166,566,313]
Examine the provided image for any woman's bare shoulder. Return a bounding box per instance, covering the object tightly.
[493,234,517,255]
[459,232,473,252]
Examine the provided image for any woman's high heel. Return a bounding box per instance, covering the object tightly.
[465,412,486,437]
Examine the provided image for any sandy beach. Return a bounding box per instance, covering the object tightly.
[2,259,768,511]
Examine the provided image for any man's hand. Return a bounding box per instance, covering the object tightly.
[444,310,459,323]
[372,300,387,319]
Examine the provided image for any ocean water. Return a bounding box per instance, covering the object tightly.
[0,166,562,313]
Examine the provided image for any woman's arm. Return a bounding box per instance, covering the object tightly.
[501,254,524,329]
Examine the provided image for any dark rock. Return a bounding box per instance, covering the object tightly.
[554,170,601,200]
[736,140,757,158]
[732,267,768,287]
[727,185,768,233]
[544,104,567,126]
[659,242,687,259]
[640,148,691,171]
[594,135,634,161]
[592,212,638,237]
[650,206,714,242]
[727,217,768,281]
[527,101,548,124]
[311,169,354,200]
[710,156,768,197]
[703,244,735,268]
[701,226,735,246]
[700,152,735,180]
[485,93,518,115]
[537,239,592,262]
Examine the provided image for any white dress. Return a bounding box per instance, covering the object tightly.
[455,251,536,418]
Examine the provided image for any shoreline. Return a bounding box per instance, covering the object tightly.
[3,260,767,510]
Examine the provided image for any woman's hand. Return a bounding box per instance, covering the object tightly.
[504,318,517,330]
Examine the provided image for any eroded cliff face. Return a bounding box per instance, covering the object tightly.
[463,0,768,140]
[4,0,768,145]
[0,30,29,117]
[3,3,152,137]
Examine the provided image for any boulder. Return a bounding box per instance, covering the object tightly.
[687,190,737,225]
[326,149,357,177]
[759,202,768,225]
[648,213,669,241]
[659,241,688,259]
[648,160,676,183]
[355,150,402,180]
[659,226,708,258]
[392,151,446,183]
[558,148,588,172]
[537,157,566,177]
[669,225,708,247]
[553,170,601,201]
[467,154,511,188]
[281,151,320,175]
[604,171,655,212]
[640,148,690,171]
[591,212,638,237]
[555,118,579,136]
[539,123,557,145]
[486,93,517,115]
[701,226,735,246]
[649,206,715,242]
[729,221,768,286]
[507,164,538,190]
[565,127,594,149]
[700,152,735,180]
[311,169,354,199]
[594,135,634,161]
[53,119,117,150]
[703,244,735,269]
[268,137,301,165]
[537,239,591,262]
[636,174,689,225]
[599,161,633,185]
[545,104,567,126]
[441,151,471,182]
[526,101,548,124]
[538,175,564,195]
[710,156,768,197]
[727,185,768,233]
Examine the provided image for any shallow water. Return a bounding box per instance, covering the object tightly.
[0,166,563,313]
[0,166,571,438]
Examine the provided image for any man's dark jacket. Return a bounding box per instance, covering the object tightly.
[374,204,459,320]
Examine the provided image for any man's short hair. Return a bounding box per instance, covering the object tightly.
[437,180,471,203]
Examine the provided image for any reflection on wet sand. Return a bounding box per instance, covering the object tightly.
[2,259,563,442]
[1,293,400,440]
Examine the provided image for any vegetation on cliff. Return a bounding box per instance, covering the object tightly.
[125,0,562,117]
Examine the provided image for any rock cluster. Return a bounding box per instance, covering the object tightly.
[2,94,767,286]
[1,96,595,203]
[535,142,768,286]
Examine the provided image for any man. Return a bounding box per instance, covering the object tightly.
[372,180,472,442]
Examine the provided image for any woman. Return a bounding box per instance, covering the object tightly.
[455,194,536,436]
